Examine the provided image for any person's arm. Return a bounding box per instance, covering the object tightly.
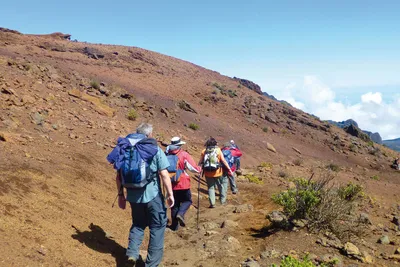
[185,154,201,173]
[198,151,205,166]
[159,169,174,208]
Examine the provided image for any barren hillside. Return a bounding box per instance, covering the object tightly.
[1,29,400,267]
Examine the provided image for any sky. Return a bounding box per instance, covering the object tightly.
[1,0,400,139]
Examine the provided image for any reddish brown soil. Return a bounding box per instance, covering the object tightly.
[0,29,399,267]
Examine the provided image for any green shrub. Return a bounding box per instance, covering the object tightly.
[262,127,269,133]
[367,141,374,147]
[370,175,379,180]
[326,163,340,172]
[245,173,263,184]
[349,144,357,152]
[90,80,100,90]
[188,123,199,130]
[127,109,138,121]
[227,89,237,98]
[272,256,316,267]
[272,178,321,218]
[259,162,273,168]
[338,183,364,201]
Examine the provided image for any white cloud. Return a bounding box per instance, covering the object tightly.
[276,76,400,140]
[361,92,382,104]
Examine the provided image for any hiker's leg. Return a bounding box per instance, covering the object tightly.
[206,177,216,206]
[170,190,181,231]
[228,173,238,193]
[216,175,228,204]
[177,189,192,217]
[146,193,167,267]
[236,157,241,170]
[126,202,146,260]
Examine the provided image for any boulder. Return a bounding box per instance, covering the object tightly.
[393,216,400,226]
[234,204,254,213]
[267,142,276,153]
[221,220,239,229]
[267,211,289,229]
[344,242,360,256]
[241,259,260,267]
[202,222,219,230]
[260,249,281,259]
[378,235,390,245]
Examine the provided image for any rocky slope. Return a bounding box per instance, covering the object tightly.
[1,28,400,267]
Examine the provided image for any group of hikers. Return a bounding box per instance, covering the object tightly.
[106,123,243,267]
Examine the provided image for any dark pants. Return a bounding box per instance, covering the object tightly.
[170,189,192,231]
[126,193,167,267]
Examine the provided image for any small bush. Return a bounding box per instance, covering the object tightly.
[338,183,364,201]
[127,109,138,121]
[272,256,316,267]
[259,162,273,168]
[326,163,340,172]
[349,144,357,152]
[278,170,288,178]
[370,175,379,180]
[227,89,237,98]
[272,172,368,240]
[293,158,303,166]
[367,141,374,146]
[90,80,100,90]
[262,127,269,133]
[188,123,199,130]
[245,173,263,184]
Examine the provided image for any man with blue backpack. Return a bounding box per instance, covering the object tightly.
[222,142,239,194]
[107,123,174,267]
[165,137,201,231]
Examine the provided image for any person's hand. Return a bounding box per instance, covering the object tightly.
[166,194,174,208]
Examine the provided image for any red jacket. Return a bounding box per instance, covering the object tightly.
[168,149,201,190]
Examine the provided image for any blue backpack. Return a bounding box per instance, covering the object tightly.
[120,143,153,189]
[166,153,183,183]
[222,149,234,168]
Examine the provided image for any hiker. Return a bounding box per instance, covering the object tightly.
[199,137,234,208]
[107,123,174,267]
[230,140,243,172]
[393,158,400,170]
[222,142,239,194]
[165,137,201,231]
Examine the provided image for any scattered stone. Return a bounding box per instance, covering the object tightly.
[0,132,6,142]
[266,142,276,153]
[396,248,400,254]
[389,254,400,261]
[267,211,289,229]
[359,212,372,225]
[393,216,400,226]
[378,235,390,245]
[241,259,260,267]
[30,112,45,125]
[221,220,239,228]
[37,245,47,256]
[234,204,254,213]
[361,251,374,264]
[205,231,219,237]
[260,249,281,259]
[316,236,343,249]
[292,219,307,228]
[320,254,342,266]
[1,87,16,95]
[202,222,219,230]
[344,242,361,256]
[177,100,197,113]
[224,235,241,251]
[21,95,36,105]
[292,147,302,154]
[160,107,170,118]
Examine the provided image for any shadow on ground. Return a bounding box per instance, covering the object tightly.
[71,223,144,267]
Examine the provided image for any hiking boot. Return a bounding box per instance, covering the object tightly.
[176,214,186,227]
[125,257,136,267]
[209,204,216,208]
[232,190,238,195]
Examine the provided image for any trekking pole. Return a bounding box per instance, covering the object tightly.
[196,167,204,231]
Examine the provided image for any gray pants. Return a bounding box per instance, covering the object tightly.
[206,176,228,205]
[227,172,238,193]
[127,193,167,267]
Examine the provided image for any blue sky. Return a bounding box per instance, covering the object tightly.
[1,0,400,138]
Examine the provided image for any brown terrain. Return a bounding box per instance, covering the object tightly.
[1,28,400,267]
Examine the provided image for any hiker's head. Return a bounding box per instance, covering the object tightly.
[170,136,186,146]
[230,140,235,145]
[136,123,153,137]
[204,137,217,147]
